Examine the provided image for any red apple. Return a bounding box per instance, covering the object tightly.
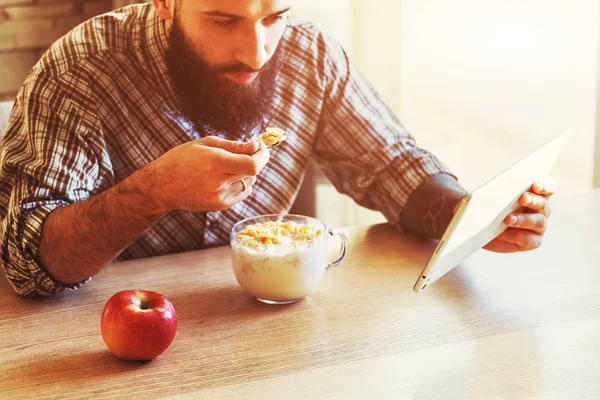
[101,290,177,361]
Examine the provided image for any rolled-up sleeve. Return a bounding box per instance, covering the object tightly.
[2,203,87,296]
[0,70,109,297]
[313,36,455,227]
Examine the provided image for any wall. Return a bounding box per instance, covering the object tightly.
[396,0,599,194]
[596,4,600,188]
[0,0,113,100]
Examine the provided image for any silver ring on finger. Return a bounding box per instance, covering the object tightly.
[239,178,248,192]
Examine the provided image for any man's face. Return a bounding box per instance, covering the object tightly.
[164,0,291,138]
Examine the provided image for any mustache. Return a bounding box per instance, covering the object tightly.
[214,63,260,74]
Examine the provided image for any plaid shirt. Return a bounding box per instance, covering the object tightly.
[0,4,450,297]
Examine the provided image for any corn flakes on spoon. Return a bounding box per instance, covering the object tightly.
[257,127,287,148]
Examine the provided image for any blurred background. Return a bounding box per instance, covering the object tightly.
[1,0,599,229]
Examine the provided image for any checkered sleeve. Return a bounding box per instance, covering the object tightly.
[312,33,455,227]
[0,71,110,297]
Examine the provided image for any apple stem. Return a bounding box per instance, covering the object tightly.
[140,300,153,310]
[134,296,152,310]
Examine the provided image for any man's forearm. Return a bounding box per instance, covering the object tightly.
[400,173,468,239]
[37,163,167,284]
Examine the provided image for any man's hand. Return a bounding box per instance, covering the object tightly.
[150,136,270,213]
[483,178,557,253]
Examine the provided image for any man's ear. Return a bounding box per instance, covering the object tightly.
[152,0,174,20]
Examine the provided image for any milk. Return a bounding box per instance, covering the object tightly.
[231,238,327,303]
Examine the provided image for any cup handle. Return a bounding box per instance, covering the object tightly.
[326,229,348,270]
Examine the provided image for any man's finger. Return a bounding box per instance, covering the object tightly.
[208,142,269,176]
[483,239,521,253]
[200,148,257,175]
[531,178,558,197]
[520,193,550,215]
[224,176,257,195]
[251,142,270,172]
[493,228,543,251]
[199,136,260,155]
[224,180,254,206]
[505,213,547,234]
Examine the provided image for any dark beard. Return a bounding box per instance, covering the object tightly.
[165,13,282,140]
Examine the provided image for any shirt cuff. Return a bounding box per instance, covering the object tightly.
[15,203,91,296]
[393,152,456,207]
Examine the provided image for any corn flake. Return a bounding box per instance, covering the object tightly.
[257,127,287,147]
[235,220,322,247]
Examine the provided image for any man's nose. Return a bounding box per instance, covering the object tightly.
[234,24,269,71]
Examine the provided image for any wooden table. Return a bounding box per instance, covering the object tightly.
[1,191,599,399]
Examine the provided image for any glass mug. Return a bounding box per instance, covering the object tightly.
[230,214,348,305]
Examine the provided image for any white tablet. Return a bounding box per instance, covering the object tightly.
[413,129,572,293]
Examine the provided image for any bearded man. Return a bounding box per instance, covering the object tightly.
[0,0,555,297]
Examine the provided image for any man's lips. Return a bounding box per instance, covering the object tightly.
[223,71,259,84]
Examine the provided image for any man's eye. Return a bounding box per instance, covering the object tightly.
[213,19,236,27]
[264,15,286,25]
